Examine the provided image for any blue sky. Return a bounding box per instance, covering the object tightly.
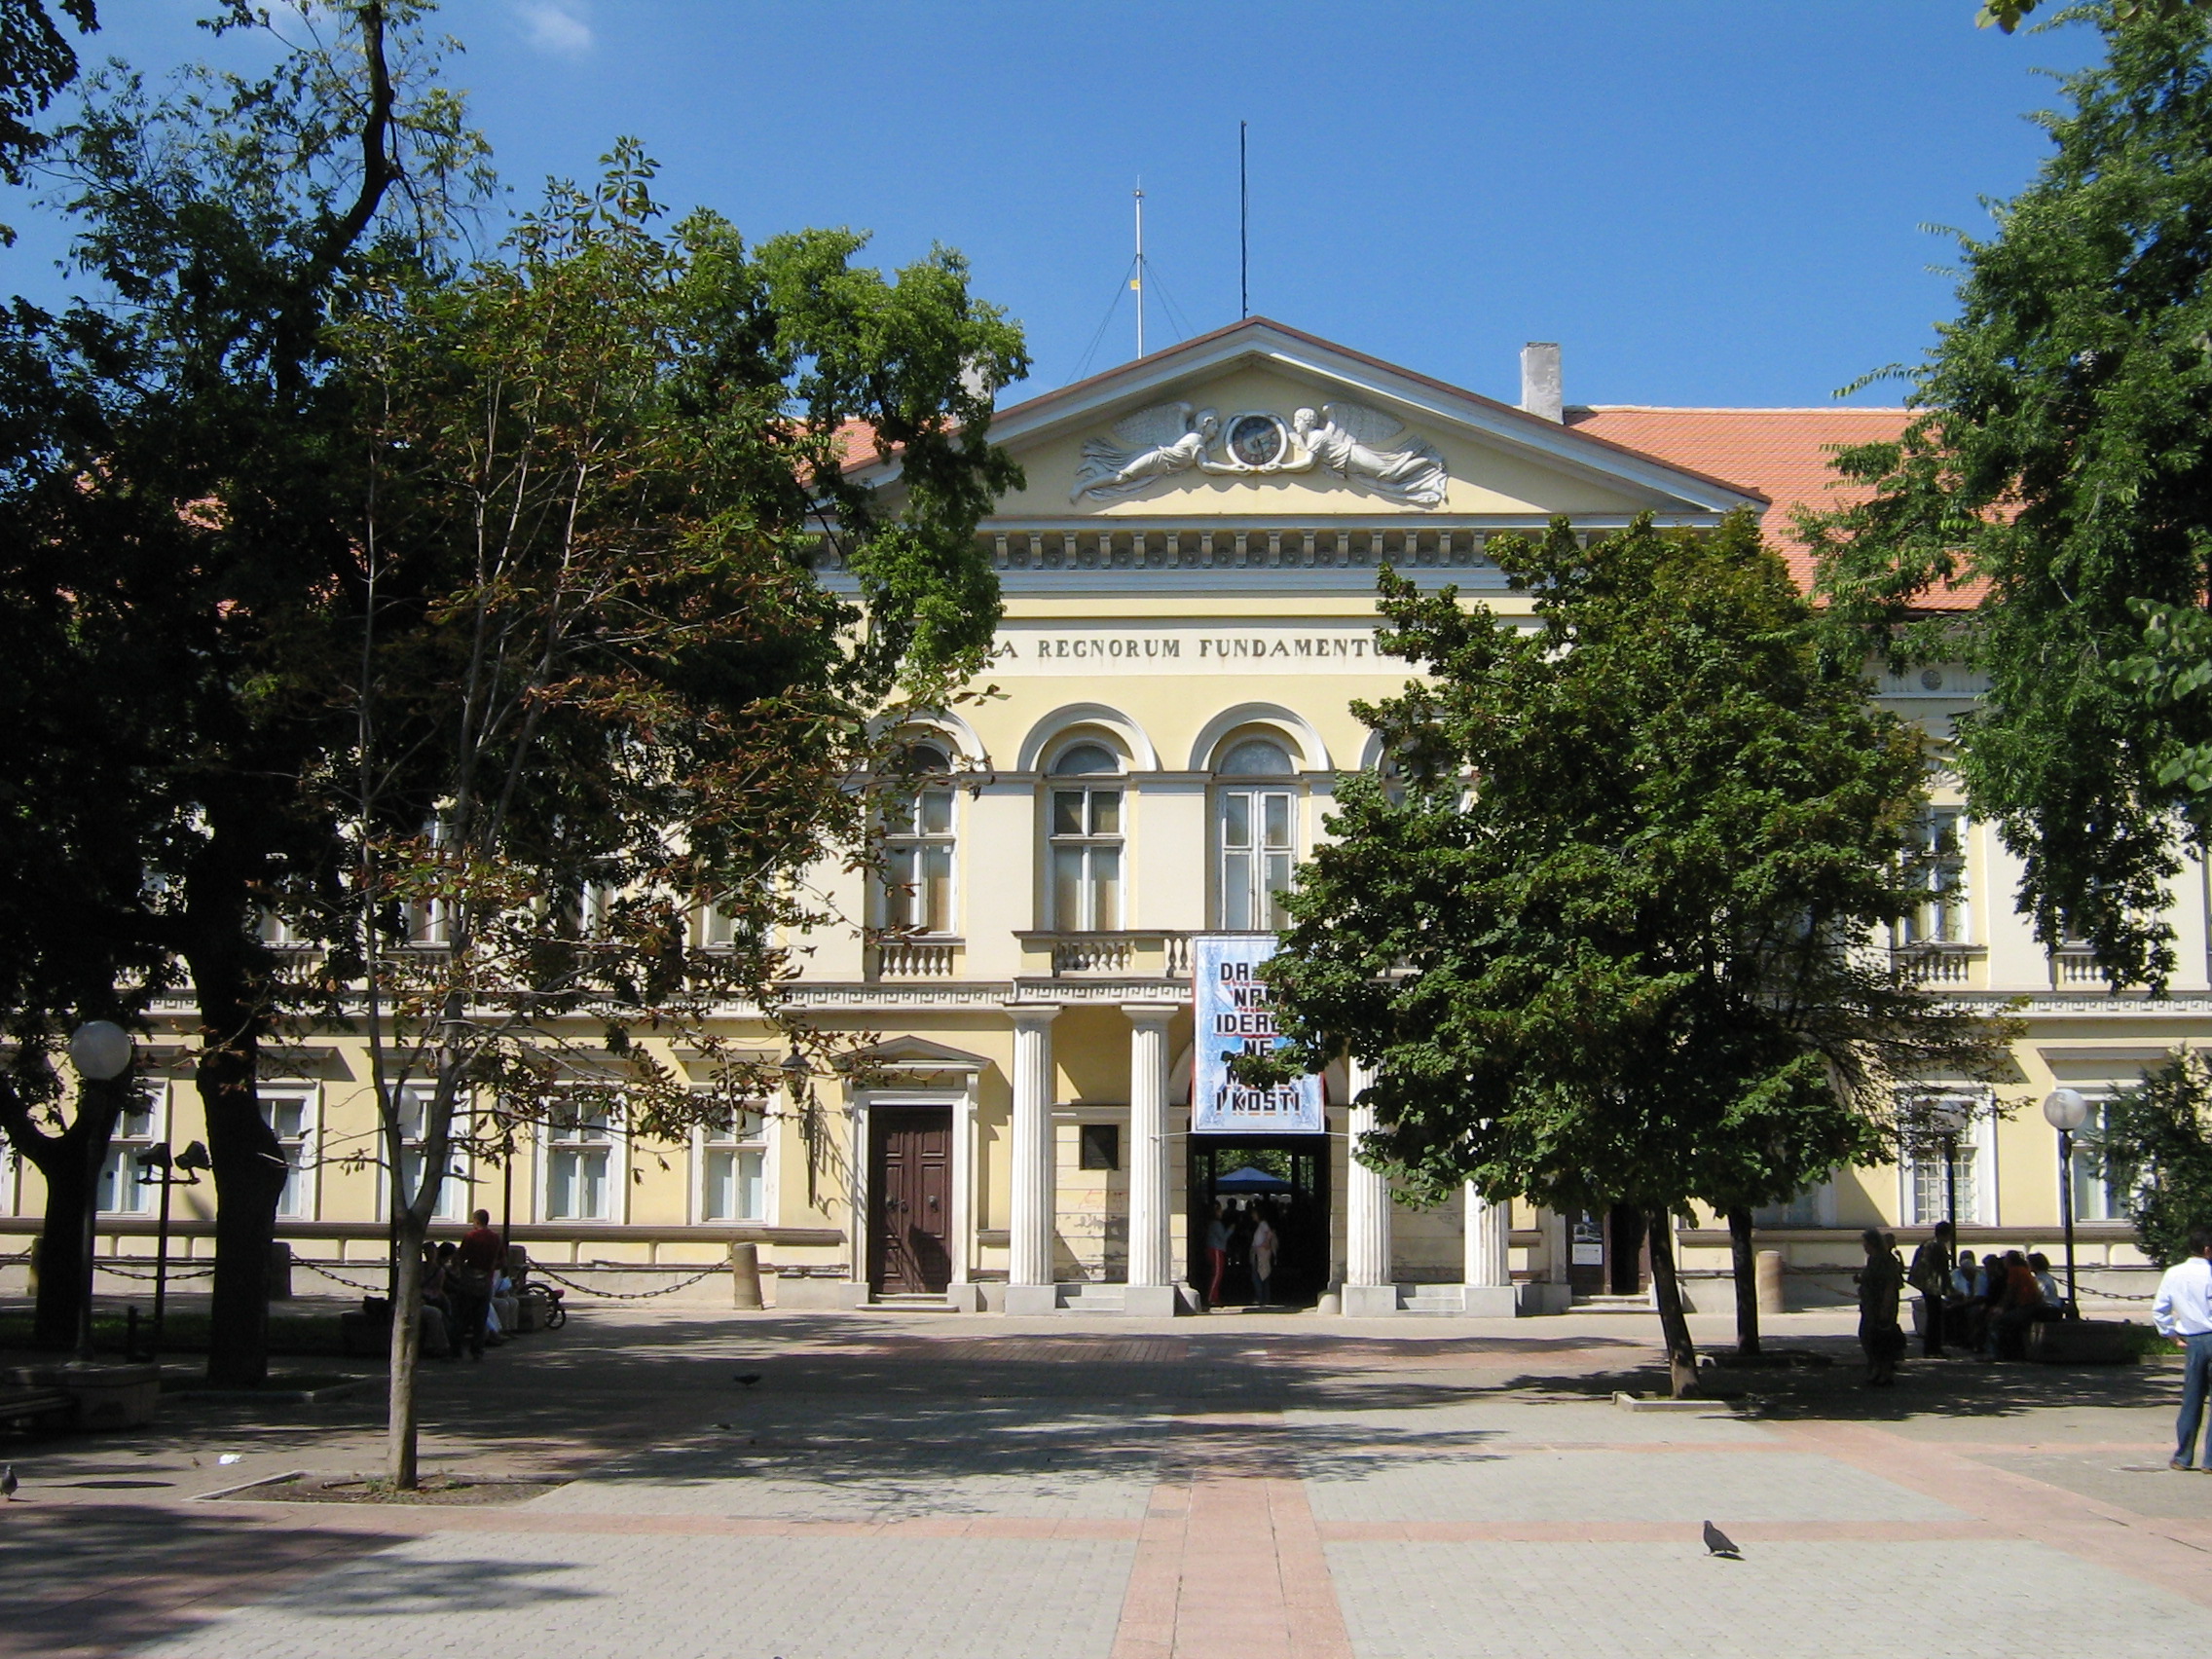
[4,1,2104,410]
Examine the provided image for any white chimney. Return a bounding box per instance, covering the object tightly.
[1520,342,1563,423]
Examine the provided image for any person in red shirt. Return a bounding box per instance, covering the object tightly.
[1988,1249,2046,1361]
[451,1209,506,1360]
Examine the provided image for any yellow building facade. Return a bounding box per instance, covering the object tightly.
[5,318,2203,1314]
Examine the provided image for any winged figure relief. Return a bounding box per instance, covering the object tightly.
[1287,402,1449,509]
[1071,402,1221,501]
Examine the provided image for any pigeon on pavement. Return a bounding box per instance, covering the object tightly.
[1702,1520,1741,1559]
[1,1464,18,1500]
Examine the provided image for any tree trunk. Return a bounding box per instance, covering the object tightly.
[1728,1207,1760,1357]
[387,1200,427,1489]
[195,999,285,1387]
[0,1081,125,1350]
[1646,1212,1699,1398]
[30,1151,94,1348]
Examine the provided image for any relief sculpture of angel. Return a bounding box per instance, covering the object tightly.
[1070,402,1224,501]
[1285,403,1449,508]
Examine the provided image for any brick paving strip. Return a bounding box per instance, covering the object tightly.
[1110,1414,1353,1659]
[1779,1419,2212,1607]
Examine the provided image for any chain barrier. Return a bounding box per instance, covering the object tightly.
[300,1260,392,1295]
[528,1263,722,1300]
[96,1262,215,1282]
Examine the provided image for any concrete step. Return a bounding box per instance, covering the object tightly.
[1401,1287,1468,1315]
[1572,1293,1656,1313]
[1060,1285,1126,1312]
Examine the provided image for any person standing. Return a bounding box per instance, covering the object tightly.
[1250,1206,1279,1308]
[1203,1202,1232,1310]
[1908,1222,1955,1357]
[452,1208,505,1361]
[1857,1227,1905,1386]
[2153,1227,2212,1471]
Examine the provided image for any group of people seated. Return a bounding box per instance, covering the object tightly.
[417,1207,521,1362]
[1945,1243,2064,1359]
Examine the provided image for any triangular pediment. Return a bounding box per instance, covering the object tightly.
[839,1035,991,1075]
[862,319,1767,528]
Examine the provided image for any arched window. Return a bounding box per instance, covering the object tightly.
[1214,736,1295,931]
[882,741,955,935]
[1049,741,1124,932]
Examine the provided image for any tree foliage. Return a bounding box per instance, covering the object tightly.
[327,146,1024,1483]
[1251,513,2011,1389]
[1810,3,2212,991]
[0,1,489,1380]
[2092,1051,2212,1264]
[0,0,95,240]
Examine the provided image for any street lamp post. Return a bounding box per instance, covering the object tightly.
[66,1020,135,1362]
[134,1139,211,1358]
[2044,1088,2091,1319]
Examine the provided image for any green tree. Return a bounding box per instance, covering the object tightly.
[1249,514,2009,1395]
[2092,1051,2212,1265]
[328,146,1024,1485]
[1811,3,2212,992]
[0,0,95,241]
[0,1,487,1382]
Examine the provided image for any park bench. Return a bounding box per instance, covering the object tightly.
[0,1384,78,1431]
[2027,1318,2139,1364]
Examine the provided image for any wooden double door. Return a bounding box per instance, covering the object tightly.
[867,1105,953,1295]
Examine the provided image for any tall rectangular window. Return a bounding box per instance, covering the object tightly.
[1218,788,1295,931]
[547,1102,617,1221]
[395,1088,469,1221]
[260,1092,314,1219]
[1901,1094,1988,1226]
[96,1088,162,1215]
[2070,1096,2124,1223]
[883,763,956,935]
[1050,785,1123,932]
[698,1102,767,1222]
[1899,808,1970,946]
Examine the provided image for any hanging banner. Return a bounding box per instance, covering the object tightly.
[1190,933,1325,1135]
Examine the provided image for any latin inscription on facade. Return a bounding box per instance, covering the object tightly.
[988,622,1383,674]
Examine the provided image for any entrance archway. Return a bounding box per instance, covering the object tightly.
[1187,1137,1330,1309]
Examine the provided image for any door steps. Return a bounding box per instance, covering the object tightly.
[871,1292,961,1312]
[1571,1293,1655,1313]
[1058,1284,1126,1313]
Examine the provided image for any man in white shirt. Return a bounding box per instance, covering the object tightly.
[2151,1226,2212,1471]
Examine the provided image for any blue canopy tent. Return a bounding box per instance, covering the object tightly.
[1212,1164,1293,1195]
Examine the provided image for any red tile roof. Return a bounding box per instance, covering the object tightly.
[1565,405,1913,589]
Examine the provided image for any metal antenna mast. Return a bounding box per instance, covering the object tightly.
[1239,121,1249,318]
[1133,184,1146,358]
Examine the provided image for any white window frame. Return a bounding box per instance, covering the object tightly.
[260,1086,320,1221]
[384,1086,472,1223]
[879,743,958,936]
[691,1095,772,1224]
[1899,1091,1999,1227]
[1897,807,1972,947]
[2066,1091,2128,1224]
[96,1081,168,1216]
[1046,746,1125,933]
[1215,785,1297,931]
[541,1098,626,1224]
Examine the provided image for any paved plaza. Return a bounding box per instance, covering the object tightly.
[3,1305,2210,1658]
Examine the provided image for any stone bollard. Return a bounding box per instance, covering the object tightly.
[267,1240,294,1301]
[1754,1248,1786,1315]
[24,1235,40,1297]
[729,1242,764,1310]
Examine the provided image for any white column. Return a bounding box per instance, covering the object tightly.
[1122,1004,1179,1315]
[1006,1005,1061,1315]
[1460,1181,1516,1316]
[945,1070,980,1310]
[1342,1058,1397,1316]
